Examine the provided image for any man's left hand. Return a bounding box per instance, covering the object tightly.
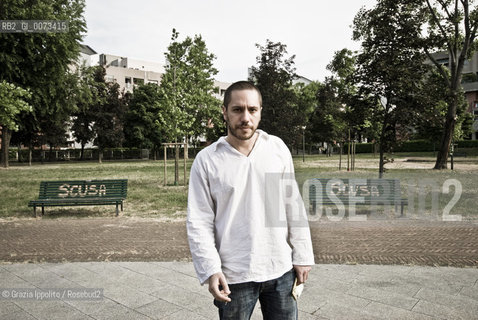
[293,265,312,285]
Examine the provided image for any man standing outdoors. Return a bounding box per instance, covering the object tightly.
[187,81,315,319]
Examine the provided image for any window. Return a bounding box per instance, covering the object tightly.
[133,78,144,86]
[125,77,132,89]
[461,73,478,83]
[437,58,449,67]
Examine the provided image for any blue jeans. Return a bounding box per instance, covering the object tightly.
[213,269,298,320]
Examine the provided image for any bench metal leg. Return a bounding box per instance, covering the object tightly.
[34,206,37,218]
[116,203,119,217]
[41,206,44,216]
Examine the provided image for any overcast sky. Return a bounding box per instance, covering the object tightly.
[83,0,377,83]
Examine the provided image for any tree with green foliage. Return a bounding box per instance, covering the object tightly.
[333,51,384,147]
[71,65,98,160]
[159,29,221,143]
[308,80,347,150]
[0,0,86,158]
[159,29,222,183]
[43,70,81,161]
[353,0,429,177]
[250,40,302,149]
[419,0,478,169]
[293,81,320,152]
[124,83,164,157]
[183,33,223,143]
[0,81,32,168]
[413,69,470,145]
[91,67,127,163]
[311,49,377,157]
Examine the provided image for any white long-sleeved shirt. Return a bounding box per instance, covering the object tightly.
[187,130,315,285]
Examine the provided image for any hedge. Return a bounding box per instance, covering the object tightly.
[457,140,478,148]
[343,139,478,153]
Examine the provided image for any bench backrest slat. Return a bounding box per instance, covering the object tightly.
[38,180,127,200]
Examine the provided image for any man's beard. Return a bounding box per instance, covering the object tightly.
[227,122,257,141]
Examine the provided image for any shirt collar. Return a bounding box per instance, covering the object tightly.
[213,129,269,152]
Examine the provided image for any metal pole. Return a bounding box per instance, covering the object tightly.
[347,130,351,171]
[339,142,342,171]
[302,129,305,162]
[175,145,179,186]
[184,143,187,185]
[450,139,454,170]
[164,145,167,186]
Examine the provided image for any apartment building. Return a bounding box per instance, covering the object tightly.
[213,80,230,101]
[99,54,164,92]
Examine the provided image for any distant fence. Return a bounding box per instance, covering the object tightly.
[7,147,203,162]
[5,140,478,162]
[343,140,478,154]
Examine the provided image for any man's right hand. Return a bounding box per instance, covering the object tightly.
[208,272,231,302]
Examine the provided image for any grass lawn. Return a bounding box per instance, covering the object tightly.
[0,160,191,219]
[0,151,476,220]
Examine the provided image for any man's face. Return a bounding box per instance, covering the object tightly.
[222,89,262,141]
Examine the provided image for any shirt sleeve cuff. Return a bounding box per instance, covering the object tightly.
[199,266,223,286]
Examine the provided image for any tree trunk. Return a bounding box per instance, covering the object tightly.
[434,97,457,169]
[1,127,12,168]
[80,143,85,160]
[379,145,384,179]
[378,101,392,178]
[174,145,179,185]
[28,143,32,166]
[98,149,103,164]
[378,117,387,179]
[17,143,22,163]
[184,135,188,160]
[339,143,342,170]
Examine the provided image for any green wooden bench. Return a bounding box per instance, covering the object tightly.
[28,179,128,217]
[305,178,407,216]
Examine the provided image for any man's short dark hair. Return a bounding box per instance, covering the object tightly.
[223,81,262,109]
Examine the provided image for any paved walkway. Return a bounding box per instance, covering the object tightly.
[1,262,477,319]
[0,217,477,319]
